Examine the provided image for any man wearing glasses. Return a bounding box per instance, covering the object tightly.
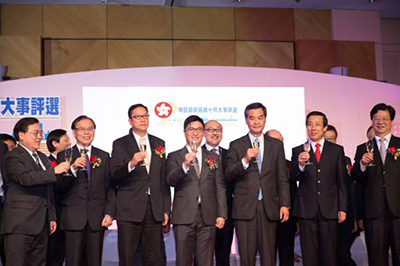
[166,115,227,266]
[110,104,171,266]
[226,102,290,266]
[56,115,115,266]
[2,117,70,266]
[203,120,234,266]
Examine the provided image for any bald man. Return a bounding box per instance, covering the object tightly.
[203,120,234,266]
[266,129,298,266]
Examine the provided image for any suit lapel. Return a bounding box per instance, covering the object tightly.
[17,145,41,170]
[318,141,328,166]
[199,148,208,181]
[261,135,271,174]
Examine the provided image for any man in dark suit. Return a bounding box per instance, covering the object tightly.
[109,104,171,266]
[203,119,234,266]
[2,117,70,266]
[46,129,71,266]
[226,102,290,266]
[324,125,358,266]
[56,115,115,266]
[166,115,227,266]
[266,129,298,266]
[352,103,400,266]
[290,111,347,266]
[0,141,8,266]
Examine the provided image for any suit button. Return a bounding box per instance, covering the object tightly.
[383,171,386,175]
[317,180,321,184]
[318,192,321,195]
[317,169,321,173]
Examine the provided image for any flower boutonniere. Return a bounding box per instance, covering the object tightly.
[346,164,353,176]
[205,156,218,170]
[388,146,400,161]
[47,160,57,168]
[90,155,102,169]
[154,145,166,158]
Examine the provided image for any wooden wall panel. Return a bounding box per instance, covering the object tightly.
[336,41,376,80]
[236,41,294,68]
[107,6,171,39]
[296,40,336,73]
[108,40,172,68]
[45,40,107,75]
[43,5,106,38]
[173,7,234,40]
[1,4,43,36]
[294,9,331,40]
[173,41,235,66]
[235,8,294,41]
[0,36,41,78]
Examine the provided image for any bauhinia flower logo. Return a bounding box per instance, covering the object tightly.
[205,156,218,170]
[346,164,353,176]
[388,146,400,161]
[154,145,166,158]
[90,155,102,169]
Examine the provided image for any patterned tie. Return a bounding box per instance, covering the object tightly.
[315,143,321,163]
[211,148,219,155]
[32,152,40,166]
[380,138,387,164]
[82,149,91,184]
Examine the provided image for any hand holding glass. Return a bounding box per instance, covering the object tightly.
[303,142,313,165]
[64,148,73,176]
[366,139,375,167]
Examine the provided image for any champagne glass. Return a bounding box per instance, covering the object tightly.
[64,148,73,176]
[366,139,375,167]
[252,140,260,163]
[139,138,147,167]
[80,145,88,171]
[190,138,198,165]
[303,141,313,165]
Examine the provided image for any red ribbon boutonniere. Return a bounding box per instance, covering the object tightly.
[90,155,102,169]
[205,156,218,170]
[47,160,57,168]
[346,164,353,175]
[388,146,400,161]
[286,167,290,173]
[154,145,166,158]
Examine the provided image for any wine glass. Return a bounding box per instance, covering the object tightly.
[366,139,375,167]
[64,148,73,176]
[139,138,147,167]
[303,141,313,165]
[252,140,260,163]
[190,138,198,165]
[80,145,88,171]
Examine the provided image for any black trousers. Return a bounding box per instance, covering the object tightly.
[276,215,297,266]
[46,229,65,266]
[215,217,234,266]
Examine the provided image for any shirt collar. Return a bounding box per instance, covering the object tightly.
[375,133,392,144]
[310,138,325,150]
[248,132,264,143]
[205,143,219,152]
[19,143,35,156]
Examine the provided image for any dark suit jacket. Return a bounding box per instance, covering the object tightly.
[56,145,115,231]
[109,131,171,222]
[166,146,227,225]
[226,134,290,221]
[1,145,57,235]
[352,136,400,219]
[290,141,348,219]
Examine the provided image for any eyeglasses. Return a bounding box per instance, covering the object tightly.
[373,116,391,123]
[75,127,95,133]
[205,128,223,134]
[131,115,150,120]
[26,130,43,137]
[185,127,204,133]
[248,116,265,122]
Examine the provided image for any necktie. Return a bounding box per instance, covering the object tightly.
[255,138,263,200]
[32,152,40,165]
[380,138,387,164]
[82,149,91,184]
[193,155,201,178]
[211,148,219,155]
[315,143,321,163]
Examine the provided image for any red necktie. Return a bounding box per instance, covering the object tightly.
[315,143,321,163]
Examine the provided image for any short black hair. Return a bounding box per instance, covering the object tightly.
[306,111,328,127]
[0,134,16,145]
[370,103,396,121]
[183,115,204,130]
[326,125,338,139]
[244,102,267,118]
[128,104,148,118]
[46,129,67,153]
[71,115,96,130]
[366,126,374,138]
[13,117,39,141]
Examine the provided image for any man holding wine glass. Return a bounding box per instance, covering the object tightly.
[109,104,171,266]
[55,115,115,266]
[290,111,347,266]
[226,102,290,266]
[352,103,400,266]
[166,115,227,266]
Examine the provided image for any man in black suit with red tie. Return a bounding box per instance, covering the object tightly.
[352,103,400,266]
[2,117,70,266]
[203,119,234,266]
[166,115,227,266]
[290,111,347,266]
[46,129,71,266]
[226,103,290,266]
[110,104,171,266]
[56,115,116,266]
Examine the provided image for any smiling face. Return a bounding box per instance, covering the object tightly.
[204,120,223,147]
[185,121,204,148]
[53,134,71,153]
[18,123,42,152]
[372,110,392,138]
[306,115,327,143]
[129,106,149,136]
[73,119,95,147]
